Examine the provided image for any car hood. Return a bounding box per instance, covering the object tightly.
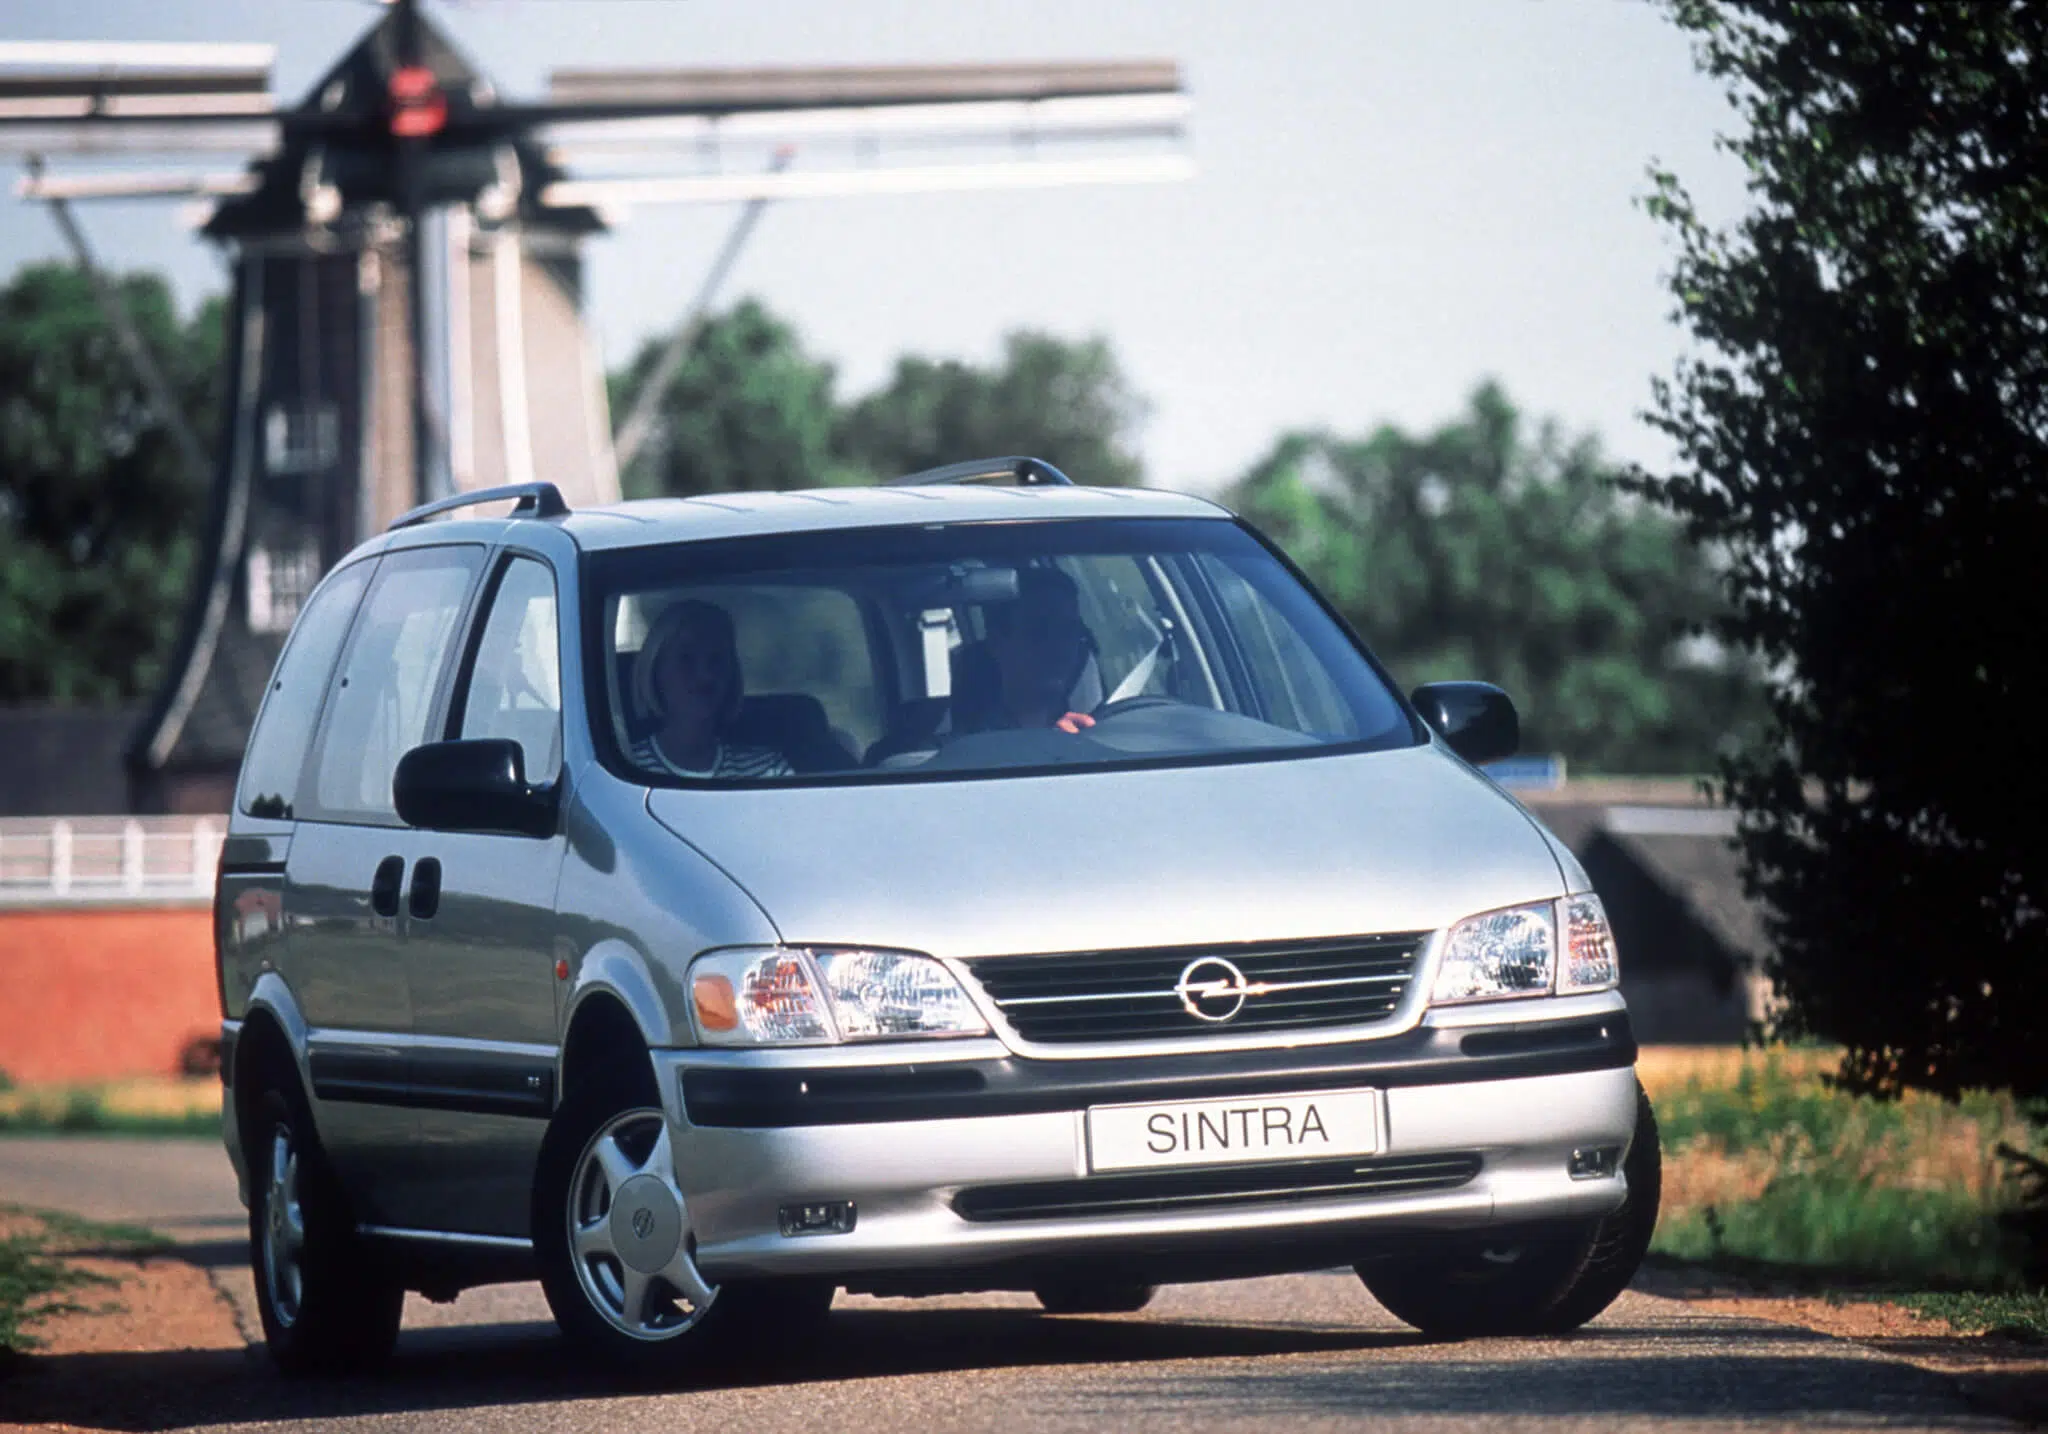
[644,745,1565,959]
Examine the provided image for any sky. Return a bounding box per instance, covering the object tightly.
[0,0,1751,490]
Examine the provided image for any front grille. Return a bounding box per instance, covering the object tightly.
[962,933,1428,1045]
[953,1152,1483,1222]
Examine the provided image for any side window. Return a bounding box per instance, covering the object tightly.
[309,546,483,822]
[456,556,562,785]
[237,560,376,819]
[1199,553,1361,739]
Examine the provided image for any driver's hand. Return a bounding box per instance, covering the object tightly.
[1056,711,1097,735]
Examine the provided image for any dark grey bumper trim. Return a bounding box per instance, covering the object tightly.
[681,1012,1634,1129]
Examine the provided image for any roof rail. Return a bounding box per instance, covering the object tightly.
[886,456,1075,488]
[388,482,570,532]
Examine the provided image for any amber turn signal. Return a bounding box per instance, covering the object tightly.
[693,972,739,1032]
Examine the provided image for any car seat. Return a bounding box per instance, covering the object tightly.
[726,694,858,774]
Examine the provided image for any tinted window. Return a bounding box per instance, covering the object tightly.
[237,559,375,819]
[456,556,562,785]
[587,518,1416,786]
[309,545,483,822]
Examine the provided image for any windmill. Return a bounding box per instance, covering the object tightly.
[2,0,1192,811]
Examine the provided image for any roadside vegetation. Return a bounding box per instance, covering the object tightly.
[1644,1047,2048,1335]
[0,1078,219,1139]
[0,1207,168,1358]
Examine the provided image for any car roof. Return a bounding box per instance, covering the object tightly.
[555,483,1233,552]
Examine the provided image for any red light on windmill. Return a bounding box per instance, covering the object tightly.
[389,65,447,138]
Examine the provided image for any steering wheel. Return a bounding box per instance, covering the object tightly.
[1090,695,1183,722]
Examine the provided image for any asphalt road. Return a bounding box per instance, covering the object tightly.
[0,1137,2017,1434]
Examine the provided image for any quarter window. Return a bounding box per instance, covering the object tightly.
[456,556,563,785]
[309,546,483,822]
[236,559,375,819]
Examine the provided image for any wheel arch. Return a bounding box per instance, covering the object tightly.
[234,975,313,1135]
[558,985,661,1111]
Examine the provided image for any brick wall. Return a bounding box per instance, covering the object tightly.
[0,908,218,1084]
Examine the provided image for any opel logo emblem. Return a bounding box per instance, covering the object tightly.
[631,1206,655,1240]
[1176,956,1252,1023]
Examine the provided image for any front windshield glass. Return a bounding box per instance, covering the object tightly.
[586,517,1418,785]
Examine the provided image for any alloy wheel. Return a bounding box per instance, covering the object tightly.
[261,1124,306,1329]
[566,1108,717,1340]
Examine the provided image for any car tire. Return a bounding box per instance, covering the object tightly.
[1033,1282,1158,1315]
[1357,1224,1594,1339]
[246,1073,404,1375]
[533,1075,833,1373]
[1535,1080,1662,1333]
[1357,1078,1661,1339]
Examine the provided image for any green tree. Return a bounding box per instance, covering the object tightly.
[836,330,1147,486]
[610,297,853,498]
[1640,2,2048,1098]
[0,263,222,703]
[1227,382,1759,773]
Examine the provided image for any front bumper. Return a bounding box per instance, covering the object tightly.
[658,1004,1640,1287]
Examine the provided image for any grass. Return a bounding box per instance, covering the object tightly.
[1644,1045,2042,1300]
[1888,1290,2048,1340]
[0,1079,220,1139]
[0,1206,168,1357]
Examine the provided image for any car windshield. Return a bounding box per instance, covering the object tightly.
[586,516,1418,786]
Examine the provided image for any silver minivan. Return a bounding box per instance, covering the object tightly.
[215,459,1658,1375]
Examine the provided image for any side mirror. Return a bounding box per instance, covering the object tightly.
[1410,682,1519,766]
[394,739,558,839]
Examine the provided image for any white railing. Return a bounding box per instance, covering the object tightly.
[0,815,225,906]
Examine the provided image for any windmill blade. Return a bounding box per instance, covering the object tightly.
[547,60,1182,109]
[15,169,257,202]
[542,152,1196,210]
[0,121,276,156]
[0,41,276,154]
[544,92,1190,159]
[251,58,1189,141]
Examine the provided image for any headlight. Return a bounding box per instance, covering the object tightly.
[1430,901,1556,1004]
[1430,895,1623,1004]
[689,946,989,1046]
[1559,892,1621,993]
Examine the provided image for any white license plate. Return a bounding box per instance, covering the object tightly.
[1085,1087,1383,1173]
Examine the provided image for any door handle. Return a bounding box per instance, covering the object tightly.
[370,855,404,918]
[408,857,442,921]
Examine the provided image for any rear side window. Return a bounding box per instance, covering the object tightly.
[308,545,484,823]
[237,560,375,819]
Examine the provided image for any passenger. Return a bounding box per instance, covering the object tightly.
[628,600,793,779]
[980,567,1099,735]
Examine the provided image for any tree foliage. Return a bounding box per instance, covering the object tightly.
[1640,1,2048,1098]
[0,263,222,703]
[1228,382,1758,774]
[835,330,1147,486]
[610,297,855,499]
[613,306,1150,494]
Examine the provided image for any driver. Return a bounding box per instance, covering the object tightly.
[979,567,1098,735]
